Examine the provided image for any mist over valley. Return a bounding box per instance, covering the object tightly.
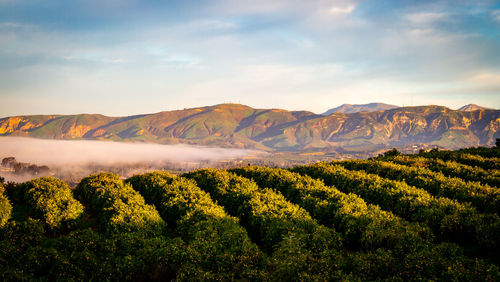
[0,137,262,183]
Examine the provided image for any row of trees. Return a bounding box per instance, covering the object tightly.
[0,143,498,280]
[126,172,266,280]
[416,150,500,170]
[338,159,500,215]
[291,162,500,250]
[379,155,499,188]
[230,166,499,280]
[230,165,432,249]
[0,175,182,280]
[1,157,50,176]
[183,169,351,280]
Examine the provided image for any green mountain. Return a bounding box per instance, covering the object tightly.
[1,104,499,151]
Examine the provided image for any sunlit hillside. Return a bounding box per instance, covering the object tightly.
[1,104,499,153]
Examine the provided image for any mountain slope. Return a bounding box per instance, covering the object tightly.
[457,104,492,111]
[1,104,499,152]
[322,103,399,115]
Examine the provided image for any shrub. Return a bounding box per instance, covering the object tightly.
[126,171,266,280]
[0,185,12,227]
[292,162,500,250]
[74,172,164,234]
[231,165,432,250]
[338,159,500,214]
[19,177,84,230]
[184,168,344,280]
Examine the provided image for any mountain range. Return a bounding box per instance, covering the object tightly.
[0,103,498,152]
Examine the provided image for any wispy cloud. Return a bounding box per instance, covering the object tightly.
[468,71,500,86]
[492,10,500,23]
[404,12,448,25]
[0,22,36,29]
[0,0,499,116]
[159,54,201,68]
[328,4,356,15]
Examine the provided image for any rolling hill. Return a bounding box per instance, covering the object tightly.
[1,103,499,152]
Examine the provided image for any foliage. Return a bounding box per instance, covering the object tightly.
[339,159,500,214]
[231,165,432,250]
[291,162,500,250]
[74,172,165,234]
[0,183,12,228]
[126,171,266,280]
[381,148,401,157]
[418,149,500,170]
[183,168,345,280]
[18,177,84,230]
[381,155,500,187]
[0,220,184,281]
[1,146,500,280]
[231,166,500,280]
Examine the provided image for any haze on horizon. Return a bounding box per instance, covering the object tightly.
[1,0,500,117]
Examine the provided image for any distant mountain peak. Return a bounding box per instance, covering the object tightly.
[321,103,399,115]
[457,104,492,111]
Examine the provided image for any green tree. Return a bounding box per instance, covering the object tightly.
[19,177,84,230]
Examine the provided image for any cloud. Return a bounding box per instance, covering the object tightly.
[210,0,359,18]
[0,22,36,29]
[492,10,500,23]
[159,54,201,68]
[328,4,356,14]
[194,19,238,30]
[209,0,293,14]
[404,12,448,25]
[468,71,500,86]
[0,0,499,117]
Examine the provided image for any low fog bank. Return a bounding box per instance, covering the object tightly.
[0,137,255,165]
[0,137,262,184]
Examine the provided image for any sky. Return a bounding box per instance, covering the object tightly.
[0,0,499,117]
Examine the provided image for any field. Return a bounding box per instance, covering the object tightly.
[0,146,499,280]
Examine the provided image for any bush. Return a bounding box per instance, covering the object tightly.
[418,149,500,170]
[0,197,12,228]
[231,165,432,250]
[0,221,184,281]
[74,172,164,234]
[383,155,500,187]
[18,177,84,230]
[126,171,266,280]
[0,183,12,227]
[231,166,500,280]
[291,162,500,250]
[338,159,500,214]
[184,169,345,280]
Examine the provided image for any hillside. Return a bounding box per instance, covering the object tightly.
[321,103,399,115]
[1,103,499,152]
[458,104,492,111]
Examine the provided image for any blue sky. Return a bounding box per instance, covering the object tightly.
[0,0,499,116]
